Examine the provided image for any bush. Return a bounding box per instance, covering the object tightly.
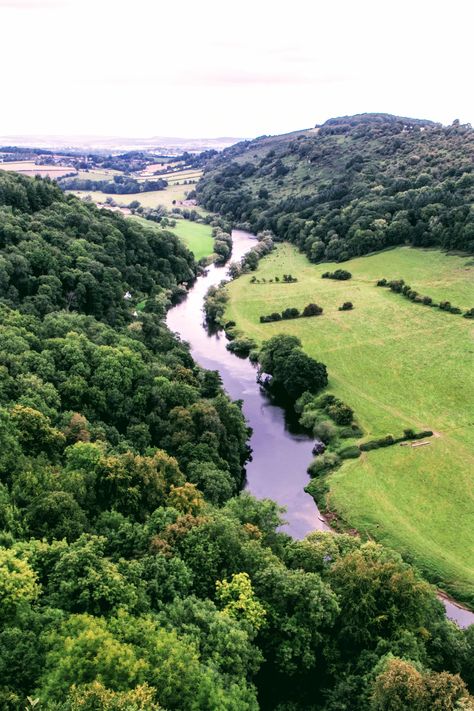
[313,420,339,444]
[464,307,474,319]
[322,269,352,280]
[376,278,387,286]
[326,401,354,426]
[226,337,256,357]
[307,451,341,477]
[338,302,353,311]
[338,445,361,459]
[340,424,364,438]
[302,303,323,317]
[281,307,300,319]
[359,434,395,451]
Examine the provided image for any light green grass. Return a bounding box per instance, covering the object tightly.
[129,215,214,261]
[68,182,207,213]
[225,244,474,603]
[167,219,214,260]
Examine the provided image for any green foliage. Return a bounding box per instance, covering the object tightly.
[0,548,40,620]
[197,114,474,261]
[216,572,266,631]
[0,172,471,710]
[258,334,328,400]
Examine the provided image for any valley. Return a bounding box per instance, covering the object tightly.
[223,243,474,604]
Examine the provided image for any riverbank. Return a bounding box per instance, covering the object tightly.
[166,230,473,627]
[222,241,474,610]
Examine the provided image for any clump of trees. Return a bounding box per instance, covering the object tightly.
[258,334,328,400]
[260,303,323,323]
[60,175,168,193]
[322,269,352,280]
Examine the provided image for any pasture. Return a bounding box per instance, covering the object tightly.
[224,244,474,604]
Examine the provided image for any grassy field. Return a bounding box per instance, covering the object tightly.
[130,215,214,261]
[168,219,214,260]
[224,244,474,603]
[68,182,205,211]
[1,160,75,178]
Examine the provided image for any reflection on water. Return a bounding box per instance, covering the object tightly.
[166,230,330,538]
[166,229,473,626]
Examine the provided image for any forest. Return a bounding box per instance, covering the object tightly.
[0,170,473,710]
[197,114,474,262]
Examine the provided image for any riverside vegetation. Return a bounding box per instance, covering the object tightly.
[0,152,474,708]
[223,242,474,609]
[0,169,471,711]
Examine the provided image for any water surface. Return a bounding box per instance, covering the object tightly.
[166,229,472,627]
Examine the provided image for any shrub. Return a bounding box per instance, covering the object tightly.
[338,445,361,459]
[338,302,353,311]
[226,337,256,357]
[313,420,338,444]
[326,402,354,426]
[359,434,395,451]
[376,278,387,286]
[340,424,364,438]
[307,452,341,477]
[322,269,352,280]
[282,307,300,319]
[302,303,323,317]
[464,307,474,319]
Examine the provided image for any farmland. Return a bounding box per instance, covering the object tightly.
[67,182,199,210]
[224,243,474,604]
[0,160,75,178]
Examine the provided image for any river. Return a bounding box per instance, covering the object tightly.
[166,229,473,628]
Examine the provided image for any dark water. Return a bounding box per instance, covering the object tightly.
[166,229,472,627]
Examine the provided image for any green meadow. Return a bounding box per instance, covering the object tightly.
[130,215,214,261]
[225,244,474,604]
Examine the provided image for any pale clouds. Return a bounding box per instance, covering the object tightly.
[0,0,473,138]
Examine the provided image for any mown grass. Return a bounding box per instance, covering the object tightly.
[224,244,474,604]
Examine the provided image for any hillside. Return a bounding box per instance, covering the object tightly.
[0,173,473,710]
[197,113,474,261]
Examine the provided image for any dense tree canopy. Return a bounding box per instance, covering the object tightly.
[197,114,474,262]
[0,171,472,709]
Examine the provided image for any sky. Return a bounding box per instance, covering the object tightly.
[1,0,473,139]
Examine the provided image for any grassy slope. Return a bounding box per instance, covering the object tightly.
[166,219,214,261]
[130,215,214,261]
[225,244,474,603]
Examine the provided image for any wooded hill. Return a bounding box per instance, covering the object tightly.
[1,170,474,710]
[197,113,474,261]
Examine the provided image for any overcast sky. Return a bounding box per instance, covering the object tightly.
[1,0,473,139]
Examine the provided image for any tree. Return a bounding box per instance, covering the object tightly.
[216,572,266,632]
[0,548,40,620]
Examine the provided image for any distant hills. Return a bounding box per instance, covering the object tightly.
[0,134,245,154]
[197,113,474,261]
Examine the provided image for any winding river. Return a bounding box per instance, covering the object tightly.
[166,229,473,628]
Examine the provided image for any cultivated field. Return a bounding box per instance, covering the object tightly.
[225,244,474,604]
[0,160,76,178]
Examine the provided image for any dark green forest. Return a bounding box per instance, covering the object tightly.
[197,114,474,262]
[0,170,473,710]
